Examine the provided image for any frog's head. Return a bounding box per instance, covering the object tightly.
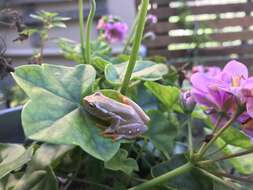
[83,92,109,116]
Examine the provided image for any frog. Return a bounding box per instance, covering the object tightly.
[83,92,150,141]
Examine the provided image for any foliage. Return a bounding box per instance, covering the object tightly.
[0,1,253,190]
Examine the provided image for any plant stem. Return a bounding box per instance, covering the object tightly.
[187,115,193,157]
[198,112,238,158]
[85,0,96,64]
[204,143,228,158]
[78,0,86,63]
[128,162,192,190]
[120,0,149,94]
[122,10,141,54]
[64,176,113,190]
[199,148,253,165]
[214,172,253,183]
[197,168,239,190]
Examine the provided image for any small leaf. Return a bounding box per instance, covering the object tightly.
[105,61,168,84]
[105,149,139,175]
[146,110,177,157]
[0,144,33,179]
[92,56,111,71]
[13,167,58,190]
[221,127,252,149]
[12,64,120,161]
[58,38,83,64]
[27,144,74,173]
[214,134,253,175]
[145,81,182,112]
[13,170,47,190]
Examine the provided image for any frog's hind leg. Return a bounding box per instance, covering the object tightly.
[96,123,107,130]
[101,133,123,142]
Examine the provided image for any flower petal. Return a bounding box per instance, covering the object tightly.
[246,97,253,118]
[222,60,248,79]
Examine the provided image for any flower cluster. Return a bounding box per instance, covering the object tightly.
[97,16,128,43]
[190,60,253,141]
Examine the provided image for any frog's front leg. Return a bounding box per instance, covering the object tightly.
[101,113,125,134]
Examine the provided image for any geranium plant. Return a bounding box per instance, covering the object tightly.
[1,0,253,189]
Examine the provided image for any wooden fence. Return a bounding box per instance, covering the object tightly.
[138,0,253,68]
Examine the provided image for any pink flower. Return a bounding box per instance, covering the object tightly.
[191,60,253,140]
[104,22,128,43]
[186,65,221,80]
[97,17,106,30]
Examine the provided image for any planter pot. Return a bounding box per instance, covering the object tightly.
[0,106,25,143]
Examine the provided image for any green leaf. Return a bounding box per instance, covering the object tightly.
[58,38,83,64]
[220,127,252,149]
[91,40,112,56]
[27,144,74,172]
[13,144,72,190]
[146,110,177,157]
[13,167,58,190]
[105,149,139,175]
[91,56,111,71]
[145,82,182,112]
[214,135,253,175]
[105,61,168,84]
[0,144,33,179]
[151,154,213,190]
[58,38,111,65]
[12,64,120,161]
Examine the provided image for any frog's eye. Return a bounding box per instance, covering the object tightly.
[89,103,96,108]
[94,92,102,96]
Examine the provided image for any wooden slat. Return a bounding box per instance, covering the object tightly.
[169,57,253,68]
[149,45,253,58]
[147,16,253,34]
[0,0,72,6]
[150,3,253,19]
[145,31,253,48]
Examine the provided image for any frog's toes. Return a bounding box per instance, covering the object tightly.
[96,123,106,130]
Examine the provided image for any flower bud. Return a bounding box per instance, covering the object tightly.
[181,90,196,113]
[146,14,158,24]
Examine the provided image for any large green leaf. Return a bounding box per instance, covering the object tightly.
[145,81,182,112]
[0,144,33,179]
[105,60,168,84]
[145,110,178,158]
[12,64,120,161]
[105,149,139,175]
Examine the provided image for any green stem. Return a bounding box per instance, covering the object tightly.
[122,10,141,54]
[197,168,239,190]
[85,0,96,64]
[199,147,253,165]
[128,162,192,190]
[187,115,193,157]
[198,112,238,158]
[78,0,85,63]
[120,0,149,94]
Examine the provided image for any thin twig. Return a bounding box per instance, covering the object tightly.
[215,172,253,183]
